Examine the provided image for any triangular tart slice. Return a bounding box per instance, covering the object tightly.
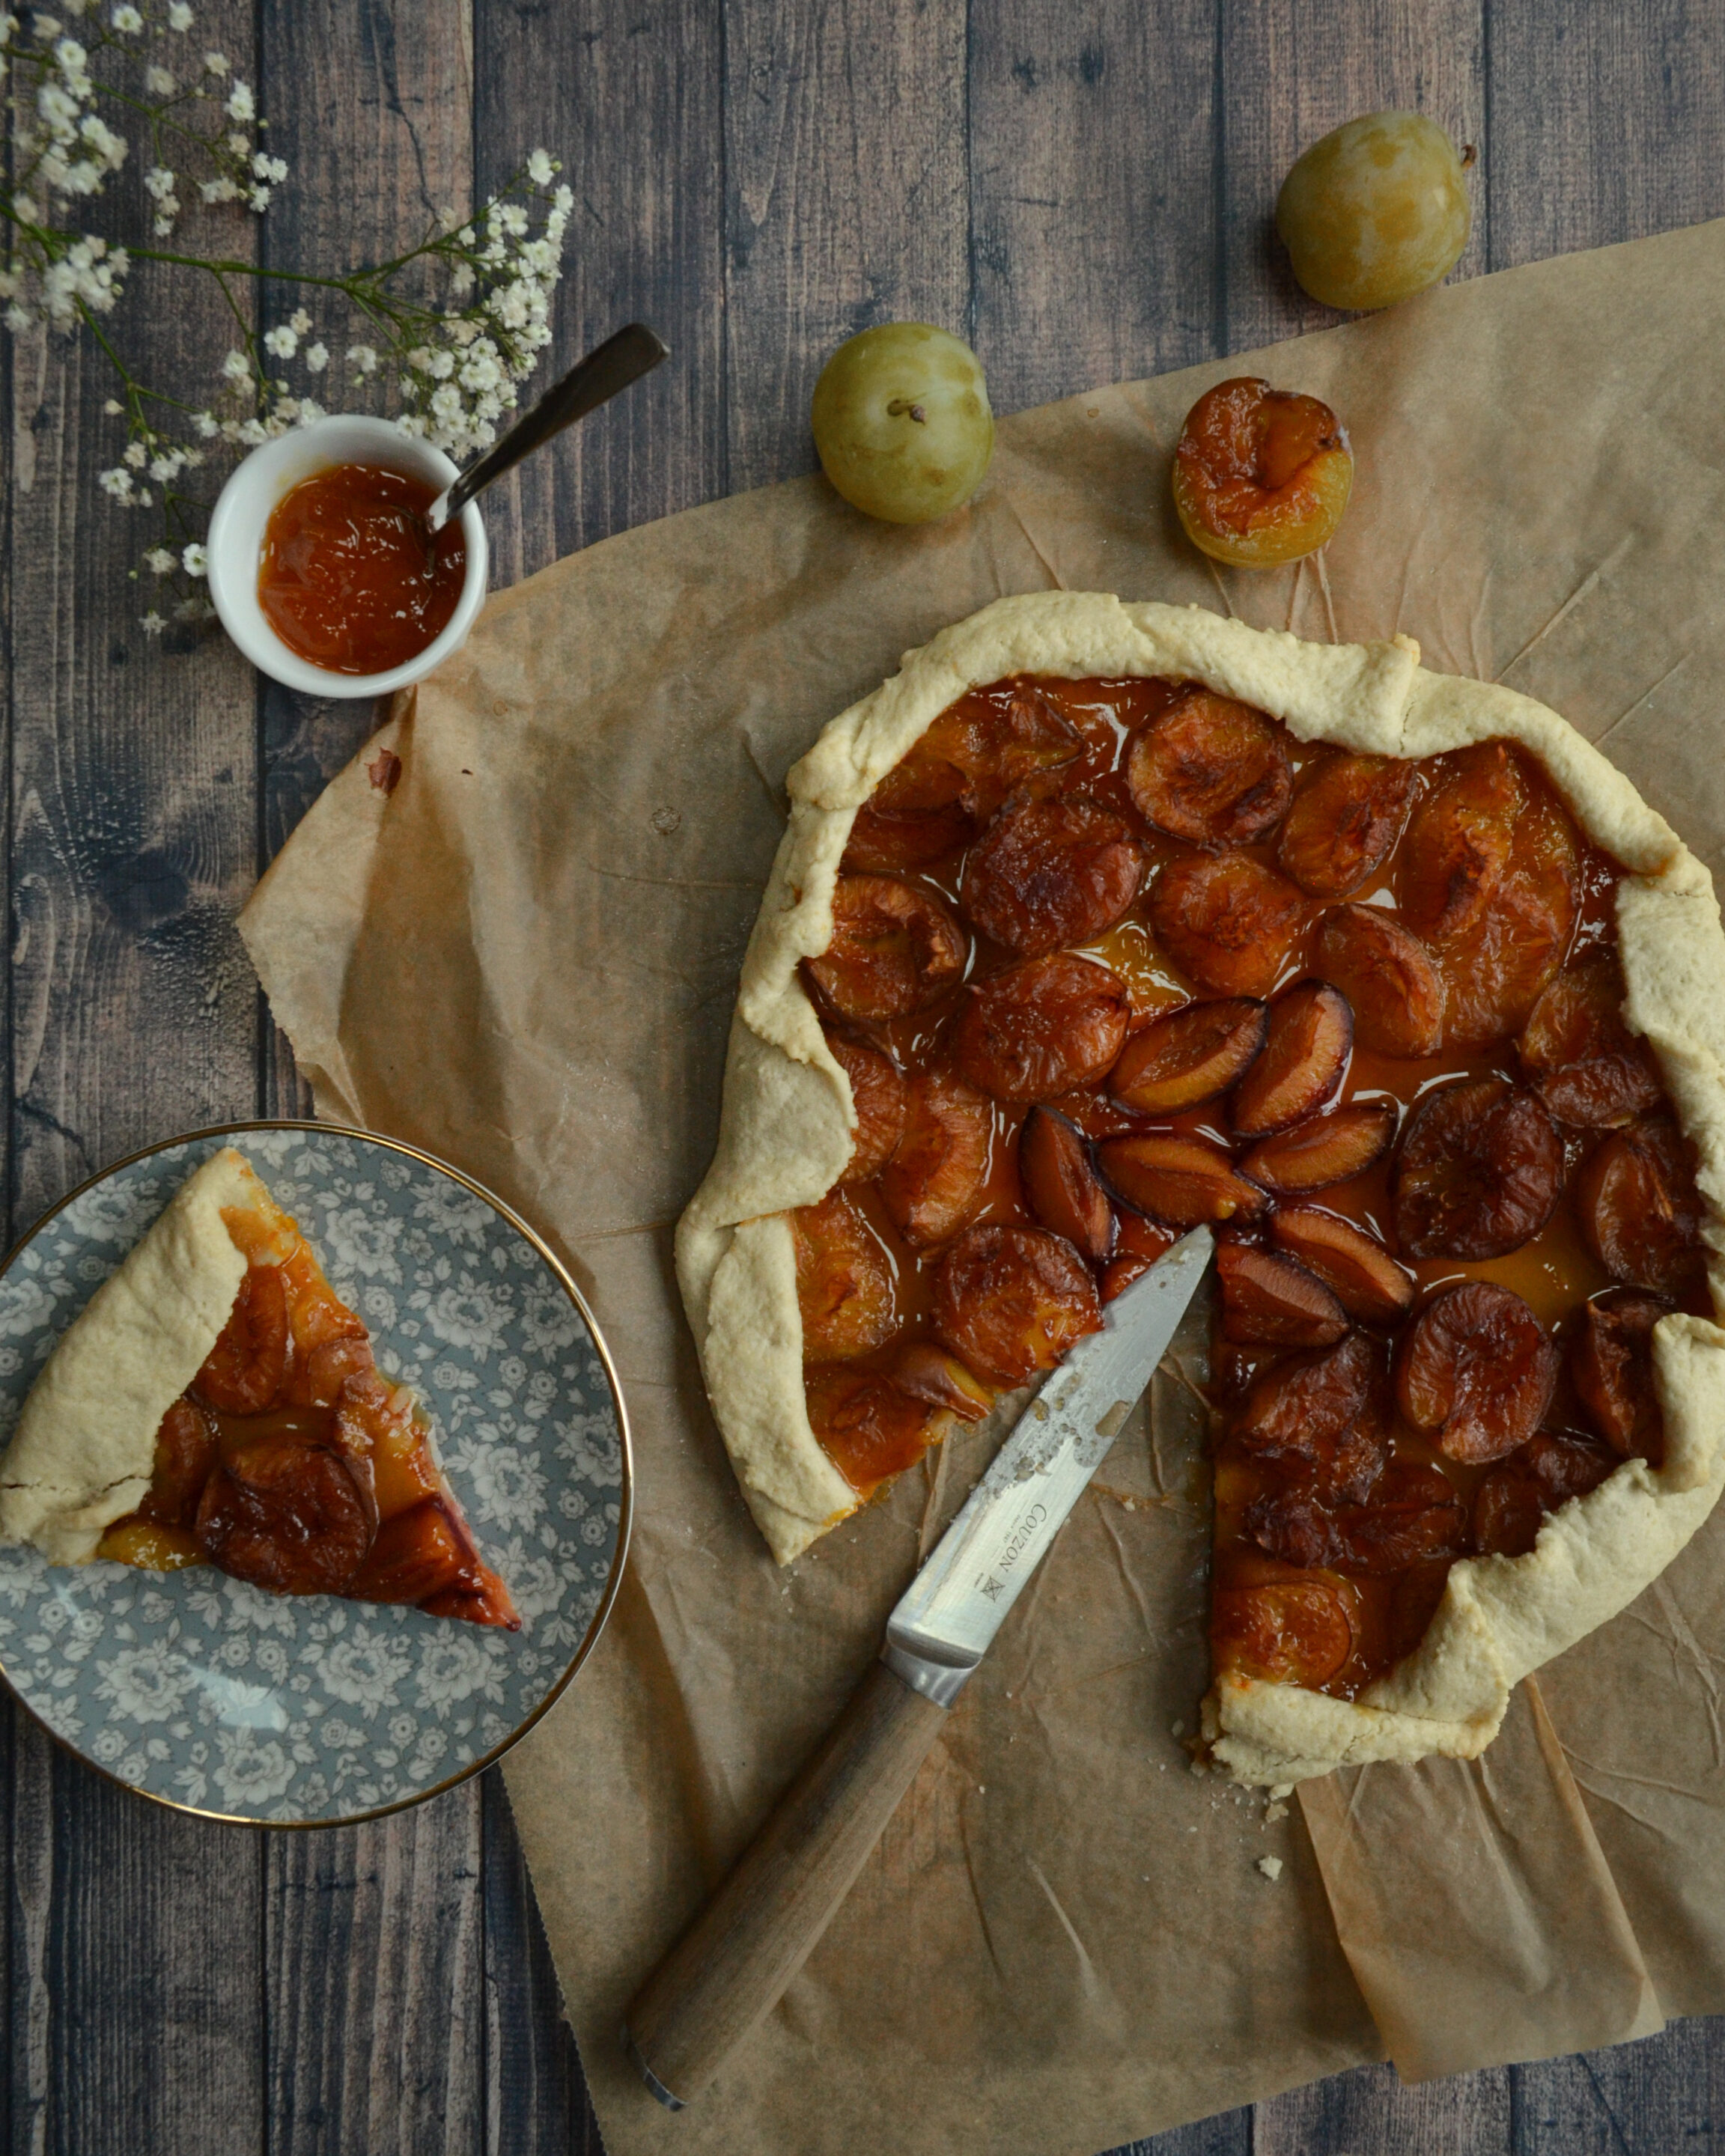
[0,1146,517,1628]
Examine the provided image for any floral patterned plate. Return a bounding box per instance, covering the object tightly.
[0,1122,631,1827]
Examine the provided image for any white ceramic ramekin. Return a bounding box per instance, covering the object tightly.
[206,415,489,698]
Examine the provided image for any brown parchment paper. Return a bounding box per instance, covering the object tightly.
[240,216,1725,2150]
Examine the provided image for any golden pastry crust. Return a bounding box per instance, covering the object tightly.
[676,592,1725,1782]
[0,1148,271,1563]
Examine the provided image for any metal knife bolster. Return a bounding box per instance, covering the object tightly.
[880,1228,1213,1711]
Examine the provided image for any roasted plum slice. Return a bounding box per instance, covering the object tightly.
[1395,1281,1559,1464]
[842,798,975,873]
[1217,1244,1349,1348]
[933,1223,1103,1387]
[1572,1288,1670,1462]
[1396,740,1524,941]
[791,1190,898,1360]
[1577,1118,1706,1295]
[1437,791,1580,1047]
[1393,1077,1563,1261]
[350,1499,475,1607]
[1312,904,1445,1059]
[1245,1460,1465,1577]
[196,1263,290,1415]
[803,874,967,1021]
[889,1342,994,1425]
[1019,1107,1113,1262]
[140,1398,220,1529]
[1108,997,1268,1116]
[1473,1431,1619,1558]
[1233,1330,1377,1455]
[196,1432,380,1595]
[1277,752,1417,900]
[1149,851,1308,999]
[1231,980,1351,1137]
[1211,1567,1361,1686]
[885,681,1083,822]
[1125,690,1293,847]
[805,1365,940,1495]
[1240,1100,1396,1196]
[1269,1207,1415,1324]
[961,791,1144,956]
[1518,948,1663,1128]
[1100,1211,1175,1301]
[1098,1132,1267,1228]
[824,1027,908,1185]
[880,1068,992,1246]
[953,952,1131,1101]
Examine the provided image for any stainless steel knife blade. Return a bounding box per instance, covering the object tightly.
[883,1225,1212,1706]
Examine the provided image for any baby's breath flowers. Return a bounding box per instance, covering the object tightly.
[0,2,574,639]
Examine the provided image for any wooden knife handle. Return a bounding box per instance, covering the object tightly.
[622,1657,948,2107]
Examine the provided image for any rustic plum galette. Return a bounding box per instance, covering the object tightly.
[0,1148,518,1629]
[677,593,1725,1783]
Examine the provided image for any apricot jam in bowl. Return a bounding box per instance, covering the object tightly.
[207,415,488,698]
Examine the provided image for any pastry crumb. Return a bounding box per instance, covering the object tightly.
[1268,1782,1294,1801]
[1256,1856,1283,1882]
[1170,1719,1185,1737]
[1264,1801,1289,1825]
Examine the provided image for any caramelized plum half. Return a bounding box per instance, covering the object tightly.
[141,1398,220,1529]
[196,1433,380,1595]
[1270,1207,1415,1324]
[933,1223,1102,1387]
[1149,851,1308,998]
[1577,1118,1706,1295]
[1393,1077,1563,1261]
[806,1365,939,1495]
[1438,791,1580,1047]
[1211,1571,1361,1686]
[961,792,1143,956]
[878,681,1083,823]
[1231,980,1351,1137]
[196,1263,290,1416]
[1397,740,1523,941]
[804,874,967,1020]
[824,1027,908,1185]
[1217,1244,1349,1348]
[1277,752,1417,900]
[953,952,1131,1101]
[1312,904,1445,1060]
[889,1342,994,1424]
[791,1190,898,1360]
[1519,948,1664,1129]
[1395,1281,1559,1464]
[1109,997,1268,1116]
[842,798,975,873]
[1241,1100,1396,1196]
[1125,691,1292,847]
[1572,1288,1670,1463]
[1172,379,1354,571]
[1233,1332,1379,1456]
[1101,1212,1175,1301]
[1246,1460,1465,1577]
[1473,1431,1619,1558]
[879,1068,992,1246]
[1098,1132,1268,1228]
[1019,1107,1113,1262]
[350,1499,475,1607]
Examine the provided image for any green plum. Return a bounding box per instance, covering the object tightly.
[1277,112,1472,312]
[811,323,994,525]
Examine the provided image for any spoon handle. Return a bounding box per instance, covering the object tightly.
[439,321,669,525]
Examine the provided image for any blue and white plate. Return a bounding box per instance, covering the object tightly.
[0,1123,631,1827]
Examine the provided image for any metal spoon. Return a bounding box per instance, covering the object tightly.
[425,320,671,533]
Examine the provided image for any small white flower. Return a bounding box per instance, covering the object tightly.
[288,305,311,335]
[346,343,378,376]
[202,47,227,73]
[224,79,253,121]
[261,323,296,358]
[5,302,34,332]
[246,184,270,211]
[180,542,207,578]
[13,197,39,225]
[303,341,327,373]
[110,4,143,31]
[225,130,248,155]
[220,347,249,383]
[144,163,175,200]
[526,147,554,186]
[168,1,192,27]
[33,16,64,41]
[198,174,238,203]
[144,547,174,575]
[144,65,174,95]
[192,409,218,438]
[103,395,122,414]
[122,439,147,468]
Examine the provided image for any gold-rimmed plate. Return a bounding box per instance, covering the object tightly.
[0,1121,632,1827]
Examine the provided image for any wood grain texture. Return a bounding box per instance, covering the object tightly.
[1256,2062,1512,2155]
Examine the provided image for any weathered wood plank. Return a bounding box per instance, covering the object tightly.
[1119,2104,1253,2155]
[471,0,728,587]
[720,0,970,491]
[4,4,268,2151]
[1216,0,1488,354]
[249,9,495,2153]
[481,1770,603,2156]
[1512,2023,1721,2152]
[968,0,1220,414]
[1257,2062,1512,2155]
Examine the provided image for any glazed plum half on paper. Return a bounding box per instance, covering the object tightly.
[678,592,1725,1788]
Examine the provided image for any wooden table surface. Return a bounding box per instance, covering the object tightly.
[5,1,1723,2149]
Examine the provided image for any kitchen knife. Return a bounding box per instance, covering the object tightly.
[623,1226,1214,2108]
